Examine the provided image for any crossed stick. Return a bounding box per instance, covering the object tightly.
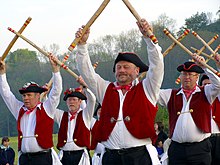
[191,46,220,62]
[163,29,220,77]
[68,0,110,52]
[163,29,190,57]
[175,34,219,84]
[1,17,32,61]
[122,0,158,44]
[192,31,219,58]
[7,28,84,84]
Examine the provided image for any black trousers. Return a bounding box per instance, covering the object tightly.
[209,134,220,165]
[102,145,152,165]
[168,138,211,165]
[61,150,84,165]
[19,149,52,165]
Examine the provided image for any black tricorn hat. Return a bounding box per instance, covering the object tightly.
[63,87,87,101]
[199,74,209,86]
[177,61,204,73]
[113,52,149,73]
[19,81,48,94]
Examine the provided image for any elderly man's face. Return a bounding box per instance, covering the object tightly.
[115,61,139,85]
[180,71,199,90]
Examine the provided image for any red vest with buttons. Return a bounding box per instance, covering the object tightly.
[17,103,54,151]
[212,98,220,129]
[57,111,90,149]
[167,87,211,138]
[90,120,100,150]
[96,82,157,142]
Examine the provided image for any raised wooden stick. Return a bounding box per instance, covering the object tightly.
[8,27,80,79]
[175,34,219,84]
[122,0,158,44]
[192,31,218,57]
[163,29,190,57]
[206,45,220,63]
[68,0,110,52]
[1,17,32,61]
[163,29,220,77]
[191,47,215,61]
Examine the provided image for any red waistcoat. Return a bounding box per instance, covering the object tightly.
[90,120,100,150]
[96,82,157,142]
[57,111,90,149]
[167,87,211,138]
[17,104,54,151]
[212,98,220,129]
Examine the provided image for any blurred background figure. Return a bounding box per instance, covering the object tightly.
[154,121,168,159]
[0,136,15,165]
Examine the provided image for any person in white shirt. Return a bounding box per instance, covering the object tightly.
[199,54,220,165]
[0,55,62,165]
[158,55,220,165]
[74,18,164,165]
[54,76,96,165]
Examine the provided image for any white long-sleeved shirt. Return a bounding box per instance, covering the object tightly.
[54,88,96,151]
[75,37,164,149]
[0,72,62,153]
[158,68,220,143]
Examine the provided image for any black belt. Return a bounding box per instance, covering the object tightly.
[105,145,146,155]
[63,149,84,155]
[211,133,220,137]
[22,149,51,157]
[172,138,209,146]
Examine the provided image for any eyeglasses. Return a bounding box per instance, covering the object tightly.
[22,81,39,88]
[180,72,198,77]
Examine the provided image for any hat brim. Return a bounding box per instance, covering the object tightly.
[19,86,48,94]
[63,91,87,101]
[113,52,149,73]
[177,62,204,73]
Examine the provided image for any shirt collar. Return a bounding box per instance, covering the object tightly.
[177,86,201,95]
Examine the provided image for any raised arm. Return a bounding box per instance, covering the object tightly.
[137,19,164,106]
[0,58,23,119]
[75,26,110,103]
[43,54,62,117]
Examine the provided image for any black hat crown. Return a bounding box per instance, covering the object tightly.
[113,52,149,73]
[19,81,48,94]
[63,87,87,101]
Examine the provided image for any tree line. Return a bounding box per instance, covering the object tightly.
[0,11,219,136]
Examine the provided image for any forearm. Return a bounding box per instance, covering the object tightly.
[204,68,220,103]
[76,44,109,103]
[83,88,96,128]
[143,37,164,105]
[45,72,62,116]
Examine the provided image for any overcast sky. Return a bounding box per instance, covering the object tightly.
[0,0,219,55]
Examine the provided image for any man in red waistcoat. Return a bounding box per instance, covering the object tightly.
[158,55,220,165]
[54,77,96,165]
[199,54,220,165]
[74,18,164,165]
[0,55,62,165]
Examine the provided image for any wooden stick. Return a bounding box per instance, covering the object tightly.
[163,29,190,57]
[163,29,220,77]
[8,27,79,79]
[192,31,218,57]
[194,34,218,55]
[122,0,158,44]
[1,17,32,61]
[191,47,215,61]
[206,45,220,63]
[175,35,218,84]
[68,0,110,52]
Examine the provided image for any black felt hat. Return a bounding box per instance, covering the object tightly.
[63,88,87,101]
[199,74,209,86]
[177,61,204,73]
[113,52,149,73]
[19,81,48,94]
